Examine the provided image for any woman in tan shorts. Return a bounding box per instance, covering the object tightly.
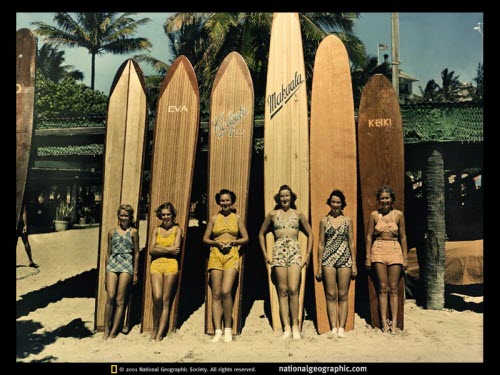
[365,186,408,333]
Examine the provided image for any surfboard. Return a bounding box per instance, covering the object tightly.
[94,59,148,332]
[204,52,254,336]
[310,34,357,334]
[264,12,309,332]
[357,74,405,331]
[141,56,200,334]
[16,28,36,226]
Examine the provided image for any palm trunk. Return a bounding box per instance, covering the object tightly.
[423,149,446,309]
[91,53,96,90]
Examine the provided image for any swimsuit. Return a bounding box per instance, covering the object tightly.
[150,226,179,275]
[321,216,352,268]
[271,210,302,268]
[371,210,403,266]
[106,228,134,275]
[207,213,240,271]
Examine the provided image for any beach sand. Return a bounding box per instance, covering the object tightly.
[16,222,483,365]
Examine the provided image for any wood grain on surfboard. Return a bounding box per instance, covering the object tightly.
[357,74,405,331]
[310,34,357,334]
[94,59,148,332]
[205,52,254,336]
[16,28,36,226]
[141,56,200,333]
[264,12,309,332]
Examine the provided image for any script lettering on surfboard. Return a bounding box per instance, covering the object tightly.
[168,105,188,113]
[368,118,392,127]
[213,105,247,138]
[267,72,304,120]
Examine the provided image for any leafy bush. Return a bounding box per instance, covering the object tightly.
[55,200,75,221]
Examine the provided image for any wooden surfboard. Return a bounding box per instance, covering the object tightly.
[205,52,254,336]
[264,12,309,332]
[94,59,148,332]
[357,74,405,331]
[141,56,200,334]
[310,34,357,334]
[16,28,36,226]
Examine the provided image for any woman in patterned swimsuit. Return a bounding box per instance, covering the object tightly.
[103,204,139,340]
[258,184,313,340]
[149,202,183,341]
[315,190,357,338]
[203,189,249,343]
[365,186,408,333]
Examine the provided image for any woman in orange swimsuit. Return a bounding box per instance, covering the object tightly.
[149,202,182,341]
[365,186,408,333]
[203,189,249,343]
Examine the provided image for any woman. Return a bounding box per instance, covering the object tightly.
[103,204,139,340]
[315,190,356,338]
[258,184,313,340]
[149,202,182,341]
[365,186,408,333]
[203,189,249,343]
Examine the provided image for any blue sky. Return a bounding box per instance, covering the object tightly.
[16,12,483,95]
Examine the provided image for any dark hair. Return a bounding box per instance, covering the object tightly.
[117,204,135,227]
[215,189,236,205]
[155,202,177,222]
[376,185,396,202]
[215,189,237,213]
[326,189,347,209]
[273,184,297,209]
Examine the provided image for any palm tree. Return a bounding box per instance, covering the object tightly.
[32,12,152,90]
[162,12,366,117]
[36,43,84,82]
[440,68,461,101]
[422,149,446,309]
[351,55,391,108]
[473,62,483,101]
[418,79,440,102]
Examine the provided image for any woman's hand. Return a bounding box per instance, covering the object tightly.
[351,264,358,278]
[133,273,138,285]
[169,247,180,256]
[365,258,371,270]
[315,268,322,281]
[403,257,408,271]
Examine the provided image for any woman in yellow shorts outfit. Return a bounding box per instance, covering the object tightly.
[203,189,249,343]
[149,202,182,341]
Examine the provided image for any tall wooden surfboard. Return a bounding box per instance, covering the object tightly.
[16,28,36,226]
[141,56,200,334]
[310,34,357,334]
[205,52,254,336]
[94,59,148,332]
[358,74,405,331]
[264,12,309,332]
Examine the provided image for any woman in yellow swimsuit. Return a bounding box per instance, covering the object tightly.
[203,189,249,343]
[149,202,182,341]
[365,186,408,333]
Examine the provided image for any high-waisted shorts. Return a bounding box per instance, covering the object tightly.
[150,257,178,276]
[207,246,240,271]
[370,239,403,266]
[271,236,302,268]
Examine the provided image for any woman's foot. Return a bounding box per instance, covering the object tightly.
[389,320,399,334]
[102,331,110,340]
[292,326,301,340]
[224,328,232,343]
[381,319,390,333]
[149,330,158,341]
[337,328,346,338]
[29,262,39,268]
[212,329,223,343]
[282,326,292,339]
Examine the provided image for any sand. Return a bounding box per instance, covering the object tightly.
[16,222,483,367]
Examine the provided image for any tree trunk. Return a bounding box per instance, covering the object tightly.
[91,53,96,90]
[423,149,446,309]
